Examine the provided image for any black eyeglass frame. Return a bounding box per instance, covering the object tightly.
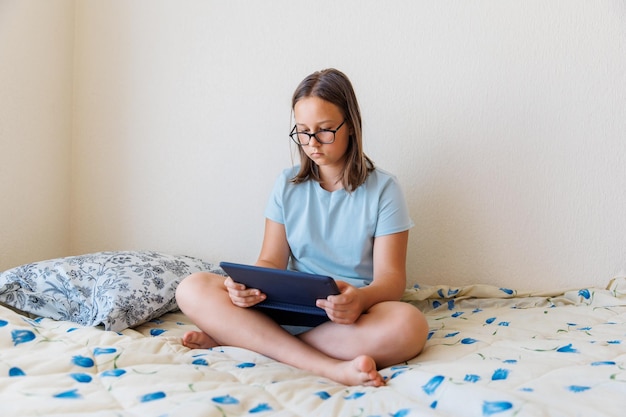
[289,119,347,146]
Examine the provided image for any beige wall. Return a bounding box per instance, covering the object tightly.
[0,0,73,267]
[2,1,626,292]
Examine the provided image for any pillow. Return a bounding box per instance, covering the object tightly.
[0,251,226,332]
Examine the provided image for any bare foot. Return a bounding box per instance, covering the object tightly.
[182,331,382,387]
[181,330,219,349]
[329,355,385,387]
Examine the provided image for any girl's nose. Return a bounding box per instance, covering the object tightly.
[307,135,321,147]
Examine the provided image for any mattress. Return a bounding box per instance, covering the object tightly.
[2,278,626,416]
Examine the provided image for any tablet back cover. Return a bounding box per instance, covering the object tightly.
[219,261,339,326]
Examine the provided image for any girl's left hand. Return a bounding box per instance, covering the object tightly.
[316,281,363,325]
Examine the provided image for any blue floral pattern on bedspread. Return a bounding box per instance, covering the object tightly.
[1,278,626,416]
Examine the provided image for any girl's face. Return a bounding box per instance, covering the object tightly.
[293,96,350,172]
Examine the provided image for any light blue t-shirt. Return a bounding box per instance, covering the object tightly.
[264,166,414,287]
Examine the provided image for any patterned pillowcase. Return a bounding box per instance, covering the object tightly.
[0,251,226,332]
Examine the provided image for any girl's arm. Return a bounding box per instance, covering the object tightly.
[361,230,409,308]
[255,218,291,270]
[224,218,289,308]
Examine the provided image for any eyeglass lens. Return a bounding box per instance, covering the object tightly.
[294,131,335,145]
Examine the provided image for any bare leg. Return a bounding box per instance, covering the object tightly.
[298,301,429,369]
[175,272,385,386]
[181,301,428,367]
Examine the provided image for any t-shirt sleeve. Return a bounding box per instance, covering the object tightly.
[264,170,287,224]
[374,175,414,237]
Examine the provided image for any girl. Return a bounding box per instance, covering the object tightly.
[175,68,428,387]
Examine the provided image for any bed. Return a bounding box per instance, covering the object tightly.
[1,251,626,416]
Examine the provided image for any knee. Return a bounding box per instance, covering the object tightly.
[394,303,429,354]
[175,272,199,310]
[175,271,220,310]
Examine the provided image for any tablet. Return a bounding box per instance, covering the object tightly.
[219,261,340,326]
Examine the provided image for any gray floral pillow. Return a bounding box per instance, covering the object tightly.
[0,251,225,332]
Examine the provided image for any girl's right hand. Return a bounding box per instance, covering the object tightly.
[224,276,266,307]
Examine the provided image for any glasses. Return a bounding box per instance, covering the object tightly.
[289,119,346,146]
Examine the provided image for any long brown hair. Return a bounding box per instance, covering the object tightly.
[290,68,374,191]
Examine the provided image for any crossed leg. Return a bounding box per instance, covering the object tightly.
[175,271,428,386]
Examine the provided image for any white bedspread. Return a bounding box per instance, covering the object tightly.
[2,278,626,416]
